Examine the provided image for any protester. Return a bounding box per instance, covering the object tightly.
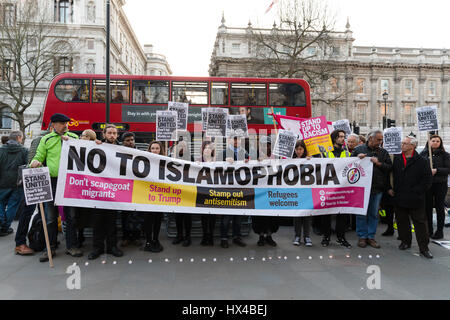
[30,113,81,262]
[0,131,28,238]
[358,135,366,145]
[390,135,433,258]
[169,139,192,247]
[75,129,97,248]
[291,140,313,247]
[420,135,450,240]
[346,134,359,154]
[380,191,396,236]
[252,136,278,247]
[198,140,216,246]
[321,130,352,248]
[88,124,123,260]
[220,137,248,248]
[1,135,9,145]
[353,130,392,249]
[142,141,165,252]
[120,132,143,247]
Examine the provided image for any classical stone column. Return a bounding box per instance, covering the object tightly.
[393,70,401,122]
[441,76,448,129]
[369,76,378,129]
[345,75,354,121]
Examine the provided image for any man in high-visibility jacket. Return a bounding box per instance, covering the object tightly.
[30,113,82,262]
[321,130,352,249]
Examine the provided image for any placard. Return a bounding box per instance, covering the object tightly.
[156,110,177,141]
[332,119,352,135]
[299,116,334,156]
[227,114,248,137]
[206,108,228,137]
[168,101,189,131]
[273,129,297,158]
[383,127,403,155]
[417,105,438,131]
[22,167,53,205]
[201,108,208,131]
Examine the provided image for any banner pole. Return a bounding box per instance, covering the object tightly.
[428,132,433,170]
[39,203,54,268]
[270,107,278,135]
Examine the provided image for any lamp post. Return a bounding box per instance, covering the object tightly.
[382,91,388,129]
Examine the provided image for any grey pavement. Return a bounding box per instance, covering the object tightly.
[0,220,450,300]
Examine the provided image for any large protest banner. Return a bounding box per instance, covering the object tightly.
[56,140,373,217]
[416,105,438,131]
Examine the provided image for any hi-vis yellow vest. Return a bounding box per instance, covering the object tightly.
[326,150,350,158]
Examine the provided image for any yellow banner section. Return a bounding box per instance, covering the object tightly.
[305,135,334,156]
[132,181,197,207]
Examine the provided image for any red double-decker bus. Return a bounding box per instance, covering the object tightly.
[42,73,311,142]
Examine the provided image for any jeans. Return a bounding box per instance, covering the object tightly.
[46,178,78,250]
[294,217,311,238]
[357,192,383,239]
[0,188,23,230]
[14,196,36,246]
[220,215,242,240]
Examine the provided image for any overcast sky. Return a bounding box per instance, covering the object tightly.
[123,0,450,77]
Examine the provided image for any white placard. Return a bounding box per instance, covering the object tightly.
[416,105,438,132]
[156,110,177,141]
[168,101,189,131]
[206,108,228,137]
[22,167,53,206]
[227,114,248,137]
[273,129,297,158]
[332,119,352,135]
[383,127,403,155]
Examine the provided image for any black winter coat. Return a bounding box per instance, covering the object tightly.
[419,148,450,184]
[352,143,392,194]
[392,151,433,208]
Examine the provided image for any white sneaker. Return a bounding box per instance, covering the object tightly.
[304,237,312,247]
[293,236,301,246]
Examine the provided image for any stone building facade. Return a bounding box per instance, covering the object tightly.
[209,17,450,145]
[0,0,171,143]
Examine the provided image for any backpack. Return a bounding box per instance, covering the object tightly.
[28,213,46,252]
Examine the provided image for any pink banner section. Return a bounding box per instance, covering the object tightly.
[64,173,133,203]
[311,187,364,209]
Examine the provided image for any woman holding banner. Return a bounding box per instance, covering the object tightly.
[420,135,450,240]
[143,141,166,253]
[251,136,279,247]
[199,140,217,246]
[292,140,313,247]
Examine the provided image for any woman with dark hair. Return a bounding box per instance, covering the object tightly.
[292,140,313,247]
[199,140,217,246]
[143,141,166,252]
[420,135,450,239]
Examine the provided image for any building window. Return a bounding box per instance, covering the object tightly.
[0,59,15,81]
[332,46,340,56]
[428,80,437,96]
[1,3,16,26]
[356,78,365,94]
[55,0,72,23]
[380,79,389,94]
[54,57,72,75]
[329,78,339,94]
[0,108,12,129]
[403,103,415,126]
[404,79,413,96]
[87,39,94,50]
[232,43,241,54]
[356,103,367,126]
[306,47,317,56]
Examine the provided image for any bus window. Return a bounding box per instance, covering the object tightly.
[172,81,208,105]
[230,83,266,106]
[132,80,169,104]
[269,83,306,107]
[55,79,90,102]
[93,79,130,103]
[211,82,228,105]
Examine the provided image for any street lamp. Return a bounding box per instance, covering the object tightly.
[382,91,388,129]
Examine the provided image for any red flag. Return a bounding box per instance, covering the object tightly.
[265,0,279,14]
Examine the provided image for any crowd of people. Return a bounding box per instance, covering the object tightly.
[1,112,449,263]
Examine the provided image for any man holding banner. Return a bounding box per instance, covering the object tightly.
[352,130,392,249]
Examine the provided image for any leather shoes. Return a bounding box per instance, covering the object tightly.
[107,247,123,257]
[233,237,246,247]
[182,238,191,247]
[367,239,381,249]
[39,249,56,262]
[15,244,34,256]
[420,250,433,259]
[265,236,277,247]
[172,237,183,245]
[357,238,367,248]
[398,242,411,250]
[221,240,229,248]
[88,249,104,260]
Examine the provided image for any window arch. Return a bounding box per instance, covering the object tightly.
[54,0,73,23]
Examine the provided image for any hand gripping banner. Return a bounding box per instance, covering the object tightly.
[55,140,373,217]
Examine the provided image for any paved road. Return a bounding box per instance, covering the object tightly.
[0,221,449,300]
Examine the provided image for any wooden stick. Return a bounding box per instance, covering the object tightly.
[270,107,279,135]
[39,203,54,268]
[428,132,433,170]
